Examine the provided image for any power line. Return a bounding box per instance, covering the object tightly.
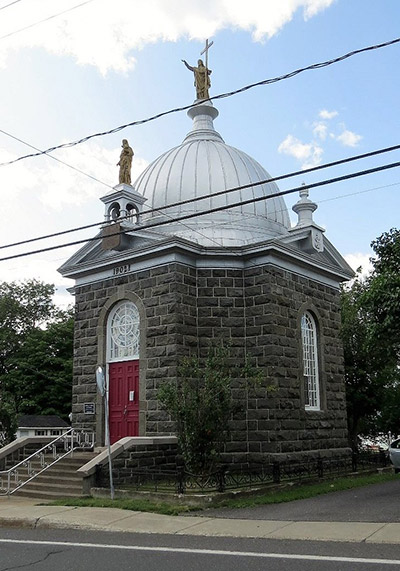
[1,36,399,169]
[318,181,400,205]
[0,127,225,248]
[1,159,399,263]
[140,143,400,215]
[0,0,96,41]
[0,128,114,190]
[0,0,22,11]
[0,135,253,255]
[1,142,399,252]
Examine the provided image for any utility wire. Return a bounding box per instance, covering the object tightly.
[5,179,398,276]
[0,128,115,190]
[0,134,240,253]
[0,0,96,41]
[318,180,400,205]
[1,36,399,168]
[1,159,399,263]
[0,127,221,247]
[0,0,22,11]
[1,142,399,252]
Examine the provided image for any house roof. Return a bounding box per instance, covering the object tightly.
[17,415,70,428]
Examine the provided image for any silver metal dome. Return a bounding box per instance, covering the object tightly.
[135,102,290,247]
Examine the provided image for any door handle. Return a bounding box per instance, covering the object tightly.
[123,405,128,417]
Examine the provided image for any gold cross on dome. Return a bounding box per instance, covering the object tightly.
[200,38,214,70]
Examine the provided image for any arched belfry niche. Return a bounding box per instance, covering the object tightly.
[97,292,146,445]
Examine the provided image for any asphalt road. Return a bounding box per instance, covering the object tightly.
[203,478,400,522]
[0,528,400,570]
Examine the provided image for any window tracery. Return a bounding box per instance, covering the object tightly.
[107,301,140,361]
[301,311,320,410]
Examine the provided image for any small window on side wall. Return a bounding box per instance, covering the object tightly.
[301,311,320,410]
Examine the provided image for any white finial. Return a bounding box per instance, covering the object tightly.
[299,182,309,199]
[292,183,317,227]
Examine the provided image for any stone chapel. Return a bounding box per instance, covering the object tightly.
[59,67,354,464]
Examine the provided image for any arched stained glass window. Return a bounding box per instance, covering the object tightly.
[107,301,140,362]
[301,311,320,410]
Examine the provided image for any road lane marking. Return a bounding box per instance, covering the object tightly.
[0,538,399,565]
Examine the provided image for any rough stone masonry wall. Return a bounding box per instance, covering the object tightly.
[195,267,249,465]
[72,258,349,463]
[96,442,180,487]
[72,262,198,442]
[192,264,349,465]
[144,263,198,436]
[243,265,348,464]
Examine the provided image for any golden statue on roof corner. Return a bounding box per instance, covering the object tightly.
[117,139,134,185]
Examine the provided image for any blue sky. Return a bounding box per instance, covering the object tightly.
[0,0,399,306]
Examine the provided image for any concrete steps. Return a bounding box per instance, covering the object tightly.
[13,451,95,499]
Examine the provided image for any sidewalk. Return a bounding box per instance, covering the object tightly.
[0,497,399,543]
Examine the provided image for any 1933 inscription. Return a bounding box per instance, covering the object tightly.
[113,264,131,275]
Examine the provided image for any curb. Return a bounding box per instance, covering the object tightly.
[0,508,400,544]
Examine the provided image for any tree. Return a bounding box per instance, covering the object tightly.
[0,280,56,376]
[364,228,400,361]
[0,394,17,447]
[3,311,74,419]
[0,280,73,443]
[158,343,265,473]
[341,275,390,448]
[341,228,400,447]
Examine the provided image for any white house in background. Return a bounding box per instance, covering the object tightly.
[16,415,70,439]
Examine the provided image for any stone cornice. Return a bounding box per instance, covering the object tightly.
[59,231,354,291]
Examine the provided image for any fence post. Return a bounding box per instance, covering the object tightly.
[176,467,185,494]
[217,465,226,493]
[272,461,280,484]
[317,458,323,479]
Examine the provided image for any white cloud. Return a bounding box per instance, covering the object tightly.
[0,142,149,214]
[336,129,362,147]
[344,253,373,277]
[35,145,148,211]
[280,108,363,169]
[303,0,337,19]
[312,121,328,140]
[0,142,149,304]
[278,134,323,168]
[319,109,338,120]
[0,0,336,73]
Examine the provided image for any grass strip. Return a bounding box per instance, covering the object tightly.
[218,472,398,509]
[46,496,197,516]
[45,472,398,515]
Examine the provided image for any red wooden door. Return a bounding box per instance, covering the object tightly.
[109,360,139,444]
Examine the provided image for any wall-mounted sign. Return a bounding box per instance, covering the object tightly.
[84,403,96,415]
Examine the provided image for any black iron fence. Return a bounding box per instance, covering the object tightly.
[97,450,390,495]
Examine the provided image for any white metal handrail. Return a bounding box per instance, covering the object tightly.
[0,429,94,496]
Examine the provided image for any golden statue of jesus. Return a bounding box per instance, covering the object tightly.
[182,58,212,100]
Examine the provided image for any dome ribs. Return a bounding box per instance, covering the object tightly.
[177,142,193,210]
[211,141,229,211]
[133,103,291,245]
